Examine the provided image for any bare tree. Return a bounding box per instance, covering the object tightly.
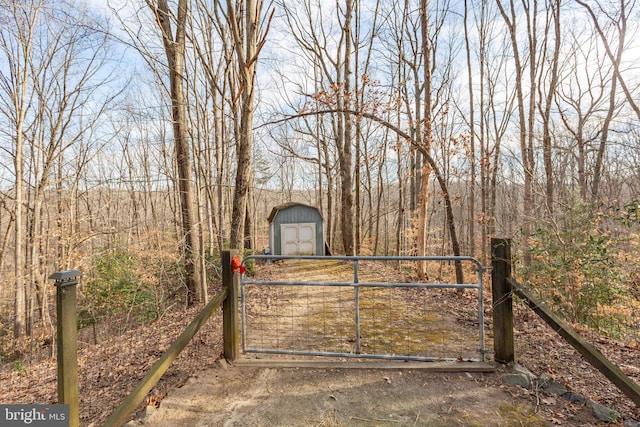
[0,0,43,337]
[188,0,235,255]
[496,0,540,266]
[463,0,477,256]
[484,41,516,250]
[576,0,640,120]
[225,0,273,250]
[146,0,204,303]
[538,0,561,213]
[1,0,122,334]
[555,23,626,202]
[337,0,355,255]
[353,0,383,254]
[461,0,516,259]
[575,0,639,198]
[275,0,356,254]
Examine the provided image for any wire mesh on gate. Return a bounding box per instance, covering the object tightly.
[241,256,487,362]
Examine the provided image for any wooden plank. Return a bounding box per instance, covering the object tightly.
[56,284,79,427]
[509,277,640,406]
[233,359,495,372]
[103,287,228,427]
[222,250,240,362]
[491,238,515,363]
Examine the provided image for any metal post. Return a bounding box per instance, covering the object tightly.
[50,270,82,427]
[491,238,515,364]
[353,260,361,354]
[477,265,486,361]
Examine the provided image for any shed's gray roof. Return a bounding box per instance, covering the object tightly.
[267,202,322,223]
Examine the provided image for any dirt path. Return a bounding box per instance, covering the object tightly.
[126,259,602,426]
[127,362,552,427]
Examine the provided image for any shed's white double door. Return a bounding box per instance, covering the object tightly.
[281,223,316,255]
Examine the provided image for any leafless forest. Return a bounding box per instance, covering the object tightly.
[1,0,640,357]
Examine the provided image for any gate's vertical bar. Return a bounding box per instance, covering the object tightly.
[491,238,515,363]
[477,264,486,360]
[240,265,247,354]
[50,270,82,427]
[353,259,361,354]
[223,250,240,362]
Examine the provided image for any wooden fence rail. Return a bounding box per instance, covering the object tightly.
[101,249,240,427]
[102,287,228,427]
[52,250,241,427]
[491,238,640,406]
[52,239,640,424]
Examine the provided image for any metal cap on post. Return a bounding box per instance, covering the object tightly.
[51,270,82,427]
[50,270,82,287]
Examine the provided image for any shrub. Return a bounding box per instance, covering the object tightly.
[528,193,625,331]
[79,246,157,331]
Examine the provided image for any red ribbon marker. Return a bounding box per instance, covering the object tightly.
[231,255,246,274]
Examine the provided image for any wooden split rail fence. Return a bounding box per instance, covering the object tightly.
[48,240,640,426]
[51,250,241,427]
[491,237,640,406]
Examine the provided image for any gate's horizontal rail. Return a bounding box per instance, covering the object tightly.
[243,279,480,290]
[242,348,466,362]
[235,358,495,371]
[244,254,485,267]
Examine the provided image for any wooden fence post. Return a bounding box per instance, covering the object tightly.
[222,250,240,362]
[491,238,515,364]
[50,270,82,427]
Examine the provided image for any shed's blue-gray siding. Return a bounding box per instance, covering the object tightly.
[274,205,321,224]
[270,205,324,255]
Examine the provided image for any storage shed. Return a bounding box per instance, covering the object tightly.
[268,203,324,255]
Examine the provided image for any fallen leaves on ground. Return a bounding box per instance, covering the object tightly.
[2,262,640,426]
[0,285,224,426]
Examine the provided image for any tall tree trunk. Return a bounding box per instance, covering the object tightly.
[336,0,355,255]
[416,0,433,277]
[14,113,26,338]
[228,0,266,251]
[540,0,561,214]
[395,134,405,256]
[8,2,42,338]
[151,0,204,303]
[497,0,536,267]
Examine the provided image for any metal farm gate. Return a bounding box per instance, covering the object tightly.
[240,256,487,362]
